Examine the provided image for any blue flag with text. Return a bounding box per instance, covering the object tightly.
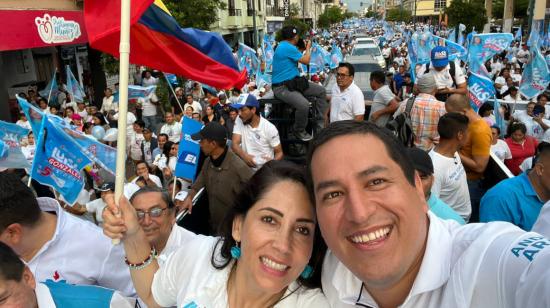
[175,117,203,182]
[0,121,31,169]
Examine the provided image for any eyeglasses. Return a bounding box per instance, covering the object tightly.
[336,73,350,78]
[136,207,168,220]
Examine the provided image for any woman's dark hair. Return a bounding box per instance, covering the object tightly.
[93,112,107,126]
[477,102,494,117]
[63,106,75,117]
[83,122,93,132]
[211,160,326,289]
[162,141,175,158]
[507,121,527,137]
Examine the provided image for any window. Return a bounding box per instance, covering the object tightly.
[434,0,446,11]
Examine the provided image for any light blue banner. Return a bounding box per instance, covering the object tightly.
[0,121,31,169]
[520,29,550,99]
[38,71,59,104]
[113,85,157,103]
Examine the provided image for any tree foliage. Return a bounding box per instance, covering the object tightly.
[290,3,302,18]
[385,8,412,22]
[164,0,226,30]
[446,0,487,33]
[317,6,345,28]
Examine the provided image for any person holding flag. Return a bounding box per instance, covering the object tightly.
[272,26,329,141]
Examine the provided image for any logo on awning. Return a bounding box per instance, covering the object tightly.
[35,14,81,44]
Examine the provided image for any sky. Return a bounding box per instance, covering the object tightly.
[344,0,373,12]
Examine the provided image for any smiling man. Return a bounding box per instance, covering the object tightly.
[307,120,550,307]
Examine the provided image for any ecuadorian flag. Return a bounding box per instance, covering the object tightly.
[85,0,247,89]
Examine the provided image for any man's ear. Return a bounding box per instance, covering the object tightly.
[0,223,24,247]
[22,266,36,289]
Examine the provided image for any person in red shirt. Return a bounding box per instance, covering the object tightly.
[505,122,538,175]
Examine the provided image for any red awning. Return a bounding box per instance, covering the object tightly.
[0,10,88,51]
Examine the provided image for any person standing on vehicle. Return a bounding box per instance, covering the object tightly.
[272,26,329,141]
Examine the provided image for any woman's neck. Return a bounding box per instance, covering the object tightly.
[227,264,285,308]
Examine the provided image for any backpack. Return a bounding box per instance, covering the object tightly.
[385,95,416,148]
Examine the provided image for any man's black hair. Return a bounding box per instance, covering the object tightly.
[134,119,145,128]
[437,112,469,140]
[306,121,416,198]
[0,242,25,282]
[338,62,355,77]
[370,70,386,84]
[0,173,41,232]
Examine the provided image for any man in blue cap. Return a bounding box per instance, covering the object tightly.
[419,46,467,101]
[230,94,283,170]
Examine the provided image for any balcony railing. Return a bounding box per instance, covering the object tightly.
[266,6,284,16]
[228,8,242,16]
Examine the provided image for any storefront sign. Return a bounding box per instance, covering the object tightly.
[283,0,290,17]
[0,10,88,51]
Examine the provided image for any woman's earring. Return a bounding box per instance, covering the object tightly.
[230,241,241,259]
[300,265,313,279]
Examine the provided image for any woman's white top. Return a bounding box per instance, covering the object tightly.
[151,235,328,308]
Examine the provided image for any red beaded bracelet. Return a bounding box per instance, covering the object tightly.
[125,247,157,270]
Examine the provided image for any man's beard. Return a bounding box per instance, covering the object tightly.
[242,116,252,125]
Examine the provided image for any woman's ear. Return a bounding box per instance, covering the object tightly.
[232,215,244,243]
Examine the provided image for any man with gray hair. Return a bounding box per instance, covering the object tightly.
[396,72,447,151]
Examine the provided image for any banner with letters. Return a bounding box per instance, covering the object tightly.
[468,72,496,112]
[32,116,91,204]
[467,33,513,77]
[175,117,203,182]
[520,28,550,99]
[113,85,157,103]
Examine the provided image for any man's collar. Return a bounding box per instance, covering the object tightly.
[330,212,453,306]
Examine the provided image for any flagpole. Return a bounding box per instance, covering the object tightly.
[163,74,184,115]
[112,0,132,245]
[47,70,55,105]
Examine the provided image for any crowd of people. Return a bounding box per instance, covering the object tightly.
[1,20,550,308]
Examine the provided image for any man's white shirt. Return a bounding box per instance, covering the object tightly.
[160,122,183,143]
[35,282,135,308]
[29,198,135,297]
[428,150,472,220]
[330,82,365,123]
[233,116,280,169]
[131,173,162,188]
[322,211,550,307]
[532,201,550,238]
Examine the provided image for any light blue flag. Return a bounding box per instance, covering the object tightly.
[0,121,31,169]
[416,31,434,65]
[175,117,203,182]
[255,71,272,89]
[458,24,466,46]
[238,43,260,77]
[164,73,178,86]
[38,71,59,104]
[433,35,467,61]
[262,35,275,73]
[49,118,118,175]
[201,83,218,95]
[447,28,456,43]
[65,65,85,103]
[113,85,157,103]
[493,97,506,138]
[31,116,91,205]
[468,72,496,112]
[520,34,550,99]
[308,43,327,74]
[467,33,514,77]
[17,95,45,134]
[515,26,522,42]
[330,43,344,69]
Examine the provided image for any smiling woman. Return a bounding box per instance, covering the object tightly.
[102,160,328,308]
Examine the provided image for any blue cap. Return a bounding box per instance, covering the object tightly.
[230,94,260,110]
[431,46,449,68]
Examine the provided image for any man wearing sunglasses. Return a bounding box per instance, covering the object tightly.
[127,186,194,264]
[328,62,365,124]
